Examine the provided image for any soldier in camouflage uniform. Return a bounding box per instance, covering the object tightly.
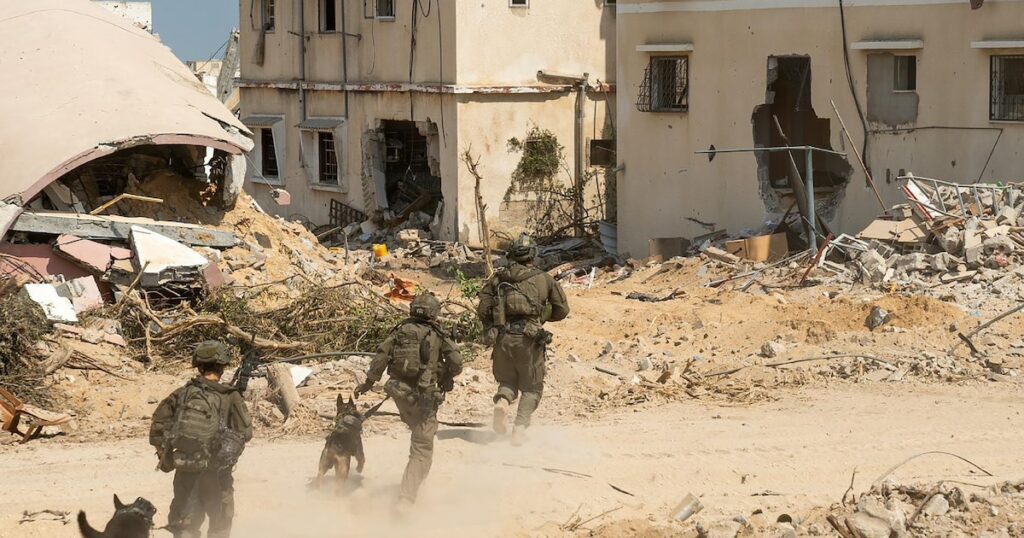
[150,341,253,538]
[477,234,569,445]
[355,293,463,507]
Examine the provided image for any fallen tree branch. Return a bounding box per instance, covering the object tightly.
[950,301,1024,355]
[871,451,994,490]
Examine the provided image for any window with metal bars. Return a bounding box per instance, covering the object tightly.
[262,0,275,31]
[260,129,279,178]
[991,55,1024,121]
[636,57,688,112]
[376,0,395,19]
[318,132,339,184]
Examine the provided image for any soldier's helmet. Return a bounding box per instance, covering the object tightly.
[508,233,538,263]
[410,292,441,320]
[193,340,232,367]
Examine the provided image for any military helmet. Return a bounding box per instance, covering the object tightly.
[507,234,538,263]
[192,340,231,367]
[410,292,441,320]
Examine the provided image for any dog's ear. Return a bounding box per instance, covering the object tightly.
[113,494,125,510]
[348,395,354,405]
[336,394,344,410]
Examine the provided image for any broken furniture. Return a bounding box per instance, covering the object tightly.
[0,387,71,443]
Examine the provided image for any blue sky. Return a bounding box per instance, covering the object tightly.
[152,0,239,62]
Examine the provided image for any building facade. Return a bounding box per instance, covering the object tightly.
[238,0,616,243]
[93,1,152,32]
[615,0,1024,258]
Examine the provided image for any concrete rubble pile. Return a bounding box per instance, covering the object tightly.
[821,175,1024,289]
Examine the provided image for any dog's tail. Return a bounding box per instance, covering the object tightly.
[77,511,103,538]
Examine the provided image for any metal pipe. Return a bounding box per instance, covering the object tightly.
[574,80,586,237]
[341,0,350,118]
[299,0,307,121]
[695,146,847,157]
[805,148,817,251]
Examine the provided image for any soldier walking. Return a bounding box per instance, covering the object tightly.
[150,341,253,538]
[355,293,463,508]
[477,234,569,445]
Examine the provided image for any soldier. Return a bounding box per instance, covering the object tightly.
[477,234,569,445]
[150,340,253,538]
[355,292,463,508]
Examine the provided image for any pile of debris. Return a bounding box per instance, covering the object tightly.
[822,175,1024,287]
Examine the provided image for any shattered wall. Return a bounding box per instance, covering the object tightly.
[615,1,1024,258]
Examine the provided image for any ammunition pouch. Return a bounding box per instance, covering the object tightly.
[482,326,499,347]
[216,429,246,470]
[383,379,418,409]
[158,443,176,473]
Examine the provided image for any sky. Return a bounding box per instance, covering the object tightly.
[151,0,239,62]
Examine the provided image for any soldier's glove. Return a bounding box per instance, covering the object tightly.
[354,380,374,398]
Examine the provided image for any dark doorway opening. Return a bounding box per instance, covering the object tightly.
[381,120,442,220]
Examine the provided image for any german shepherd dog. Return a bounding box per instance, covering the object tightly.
[316,395,366,494]
[77,495,156,538]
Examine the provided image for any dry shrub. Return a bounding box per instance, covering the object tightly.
[0,293,53,404]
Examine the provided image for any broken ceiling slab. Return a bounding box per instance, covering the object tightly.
[55,235,132,274]
[12,211,238,248]
[0,242,93,281]
[851,40,924,50]
[0,0,253,205]
[131,226,210,287]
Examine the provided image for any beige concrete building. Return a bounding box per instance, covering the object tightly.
[615,0,1024,258]
[238,0,615,243]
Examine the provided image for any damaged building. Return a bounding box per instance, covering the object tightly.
[0,0,253,314]
[238,0,616,244]
[614,0,1024,258]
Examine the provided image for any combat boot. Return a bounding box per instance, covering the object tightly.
[492,397,510,435]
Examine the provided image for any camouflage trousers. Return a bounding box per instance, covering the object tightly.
[491,332,545,427]
[393,393,439,502]
[169,468,234,538]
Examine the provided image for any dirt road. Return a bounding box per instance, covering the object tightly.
[4,382,1022,537]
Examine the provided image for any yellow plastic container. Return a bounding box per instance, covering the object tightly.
[372,244,389,259]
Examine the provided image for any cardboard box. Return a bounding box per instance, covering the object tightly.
[725,233,789,262]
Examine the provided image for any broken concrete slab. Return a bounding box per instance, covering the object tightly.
[54,275,104,313]
[54,235,132,274]
[704,246,742,265]
[0,242,93,280]
[12,211,238,248]
[131,226,210,287]
[964,229,983,265]
[22,283,78,323]
[895,253,932,273]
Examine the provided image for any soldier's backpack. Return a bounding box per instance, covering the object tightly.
[498,268,545,319]
[389,321,438,381]
[167,384,224,473]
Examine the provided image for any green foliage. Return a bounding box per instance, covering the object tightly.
[449,267,482,299]
[507,127,564,192]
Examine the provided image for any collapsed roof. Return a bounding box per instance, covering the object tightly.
[0,0,253,208]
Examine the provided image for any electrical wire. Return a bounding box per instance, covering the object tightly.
[837,0,869,168]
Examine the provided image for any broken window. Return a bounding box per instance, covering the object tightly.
[320,0,337,32]
[318,132,338,185]
[260,129,279,178]
[510,0,529,7]
[991,55,1024,121]
[637,57,688,112]
[262,0,275,31]
[364,120,442,221]
[589,139,615,167]
[376,0,395,19]
[893,56,917,92]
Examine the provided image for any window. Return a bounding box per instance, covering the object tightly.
[320,0,337,32]
[260,129,279,178]
[991,55,1024,121]
[589,139,616,167]
[637,56,688,112]
[318,132,339,184]
[261,0,275,31]
[893,55,917,92]
[510,0,529,6]
[376,0,395,19]
[604,0,617,5]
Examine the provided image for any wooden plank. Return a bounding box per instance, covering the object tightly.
[11,211,237,248]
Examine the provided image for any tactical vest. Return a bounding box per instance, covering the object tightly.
[167,382,228,472]
[386,319,444,391]
[494,268,546,325]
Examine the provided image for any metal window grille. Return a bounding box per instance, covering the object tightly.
[260,129,278,177]
[991,55,1024,121]
[318,132,339,184]
[263,0,275,30]
[636,57,688,112]
[376,0,395,18]
[329,199,367,230]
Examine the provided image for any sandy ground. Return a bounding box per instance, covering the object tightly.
[4,382,1023,537]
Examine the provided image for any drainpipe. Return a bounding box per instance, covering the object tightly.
[537,70,589,237]
[340,0,350,118]
[298,0,307,120]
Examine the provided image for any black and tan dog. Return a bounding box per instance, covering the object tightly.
[315,395,367,495]
[77,495,156,538]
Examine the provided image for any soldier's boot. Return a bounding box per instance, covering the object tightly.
[510,425,527,447]
[394,497,415,518]
[492,397,511,435]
